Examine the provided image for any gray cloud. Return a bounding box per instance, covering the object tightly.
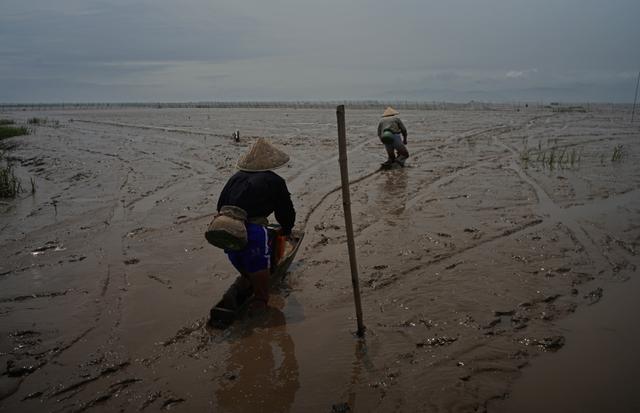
[1,0,639,102]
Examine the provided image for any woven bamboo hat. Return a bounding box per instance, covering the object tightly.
[237,137,290,171]
[382,106,399,117]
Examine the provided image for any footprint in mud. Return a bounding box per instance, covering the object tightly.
[161,397,186,410]
[126,227,148,238]
[584,287,603,304]
[148,274,172,289]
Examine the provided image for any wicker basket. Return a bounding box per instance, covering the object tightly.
[205,206,248,251]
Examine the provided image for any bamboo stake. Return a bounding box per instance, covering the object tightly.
[336,105,365,337]
[632,71,640,123]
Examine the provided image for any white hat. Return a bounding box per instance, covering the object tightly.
[236,137,290,171]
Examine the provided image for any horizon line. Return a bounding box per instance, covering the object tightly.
[0,100,634,108]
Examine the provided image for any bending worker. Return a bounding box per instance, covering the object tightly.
[215,138,296,314]
[377,106,409,167]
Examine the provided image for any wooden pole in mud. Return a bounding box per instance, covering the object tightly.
[336,105,365,337]
[632,71,640,123]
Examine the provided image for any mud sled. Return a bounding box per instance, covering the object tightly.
[208,225,304,329]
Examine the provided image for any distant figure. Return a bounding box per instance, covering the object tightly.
[235,130,240,142]
[377,107,409,167]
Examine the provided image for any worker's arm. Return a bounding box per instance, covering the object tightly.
[397,118,408,143]
[272,176,296,236]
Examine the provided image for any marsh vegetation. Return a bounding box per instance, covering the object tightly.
[0,119,29,140]
[0,119,31,197]
[0,152,22,198]
[519,138,583,170]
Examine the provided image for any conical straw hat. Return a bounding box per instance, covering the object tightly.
[237,137,290,172]
[382,106,399,117]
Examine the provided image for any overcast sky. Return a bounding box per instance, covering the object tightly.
[1,0,639,103]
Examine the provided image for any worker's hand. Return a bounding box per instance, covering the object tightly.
[403,138,407,145]
[279,229,293,241]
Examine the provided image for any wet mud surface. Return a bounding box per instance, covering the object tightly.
[490,269,640,413]
[1,106,639,412]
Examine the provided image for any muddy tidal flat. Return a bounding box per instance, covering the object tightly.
[1,105,639,412]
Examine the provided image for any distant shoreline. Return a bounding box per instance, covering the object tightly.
[0,101,633,111]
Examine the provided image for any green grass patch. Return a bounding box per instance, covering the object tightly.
[0,119,16,125]
[611,145,625,162]
[27,117,59,127]
[0,124,29,140]
[0,154,22,198]
[519,137,582,170]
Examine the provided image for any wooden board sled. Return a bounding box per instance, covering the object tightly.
[208,226,305,329]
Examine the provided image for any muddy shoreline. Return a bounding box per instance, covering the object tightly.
[1,106,639,412]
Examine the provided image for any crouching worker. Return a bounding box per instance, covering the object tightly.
[377,106,409,167]
[206,138,295,316]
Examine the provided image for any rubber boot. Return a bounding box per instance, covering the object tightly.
[222,276,252,310]
[396,146,409,166]
[383,145,396,166]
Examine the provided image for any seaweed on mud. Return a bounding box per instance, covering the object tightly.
[139,391,162,411]
[365,271,399,290]
[519,335,565,352]
[416,335,458,347]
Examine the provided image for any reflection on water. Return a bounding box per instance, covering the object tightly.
[215,308,299,413]
[380,168,409,216]
[343,338,374,411]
